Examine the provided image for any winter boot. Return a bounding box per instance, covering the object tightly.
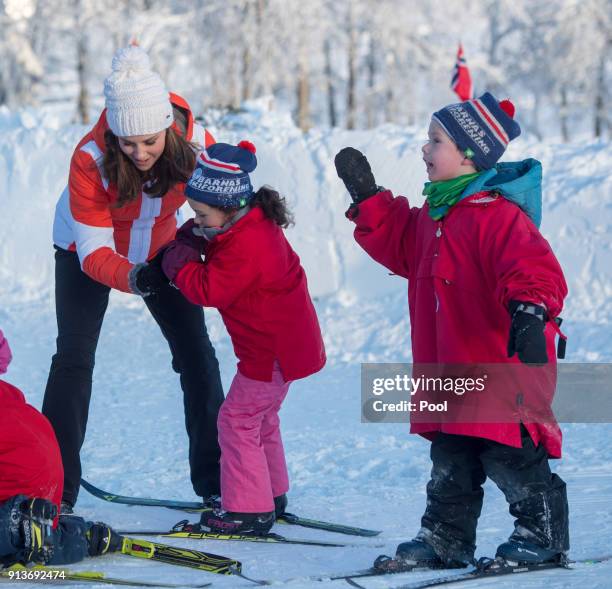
[200,508,275,535]
[86,523,124,556]
[373,539,466,573]
[496,538,563,564]
[397,539,466,568]
[6,496,57,564]
[274,494,288,518]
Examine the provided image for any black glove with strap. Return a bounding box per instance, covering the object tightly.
[128,253,169,297]
[334,147,381,204]
[507,300,548,365]
[86,523,123,556]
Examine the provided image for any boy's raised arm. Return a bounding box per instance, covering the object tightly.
[335,147,418,279]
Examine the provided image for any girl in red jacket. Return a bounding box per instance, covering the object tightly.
[162,141,326,534]
[335,94,568,569]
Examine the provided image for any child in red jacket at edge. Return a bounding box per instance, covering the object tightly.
[0,330,122,567]
[334,93,569,571]
[161,141,326,534]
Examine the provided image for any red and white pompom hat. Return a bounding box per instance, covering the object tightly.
[186,141,258,208]
[433,92,521,170]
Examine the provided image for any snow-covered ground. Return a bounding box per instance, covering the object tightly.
[1,101,611,587]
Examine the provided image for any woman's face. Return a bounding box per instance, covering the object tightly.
[117,131,166,172]
[188,198,233,228]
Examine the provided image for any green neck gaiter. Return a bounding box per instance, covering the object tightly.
[423,172,481,221]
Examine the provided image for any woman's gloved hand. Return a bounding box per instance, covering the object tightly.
[128,255,169,297]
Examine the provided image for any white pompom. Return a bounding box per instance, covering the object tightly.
[111,46,151,74]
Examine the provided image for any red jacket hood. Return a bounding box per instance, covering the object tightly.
[91,92,196,151]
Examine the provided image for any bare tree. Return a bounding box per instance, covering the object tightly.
[324,37,337,127]
[345,2,357,129]
[1,0,607,139]
[0,6,43,106]
[593,4,611,138]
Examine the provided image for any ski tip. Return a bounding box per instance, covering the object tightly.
[279,512,382,537]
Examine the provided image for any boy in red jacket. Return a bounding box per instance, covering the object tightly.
[0,330,121,566]
[335,93,568,569]
[162,141,326,534]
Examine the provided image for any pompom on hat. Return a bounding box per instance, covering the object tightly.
[433,92,521,170]
[104,45,174,137]
[185,141,258,208]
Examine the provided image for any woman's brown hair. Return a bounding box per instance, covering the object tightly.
[102,127,198,208]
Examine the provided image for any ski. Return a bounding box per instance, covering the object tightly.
[381,554,612,589]
[118,521,347,548]
[81,478,381,537]
[278,512,380,537]
[81,478,203,510]
[119,535,241,576]
[282,553,612,587]
[298,563,440,584]
[1,563,211,587]
[376,559,564,589]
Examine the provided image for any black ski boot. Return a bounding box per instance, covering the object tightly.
[274,494,287,518]
[6,496,57,564]
[496,538,563,564]
[86,523,124,556]
[397,539,466,568]
[374,540,466,573]
[200,508,275,535]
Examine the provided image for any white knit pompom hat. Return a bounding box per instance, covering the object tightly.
[104,46,174,137]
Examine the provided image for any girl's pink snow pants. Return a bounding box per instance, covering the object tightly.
[218,362,290,512]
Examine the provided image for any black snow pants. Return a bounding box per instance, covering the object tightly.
[42,248,224,506]
[416,426,569,563]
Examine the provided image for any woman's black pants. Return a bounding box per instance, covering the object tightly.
[42,248,224,506]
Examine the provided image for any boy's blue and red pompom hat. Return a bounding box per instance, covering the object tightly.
[433,92,521,171]
[185,140,258,208]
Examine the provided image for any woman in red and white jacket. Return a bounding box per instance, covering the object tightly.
[43,46,224,513]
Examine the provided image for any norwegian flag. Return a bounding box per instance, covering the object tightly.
[451,43,473,102]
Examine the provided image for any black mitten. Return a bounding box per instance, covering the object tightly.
[334,147,381,203]
[128,254,169,297]
[507,300,548,365]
